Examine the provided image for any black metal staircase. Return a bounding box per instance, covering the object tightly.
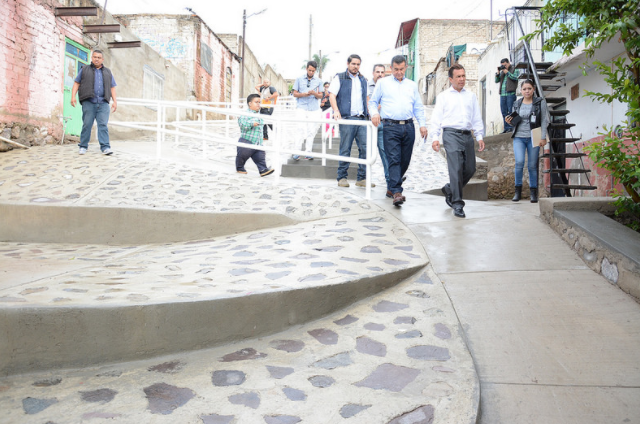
[509,8,596,197]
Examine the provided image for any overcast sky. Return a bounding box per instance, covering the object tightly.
[104,0,524,81]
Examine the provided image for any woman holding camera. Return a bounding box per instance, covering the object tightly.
[505,79,548,203]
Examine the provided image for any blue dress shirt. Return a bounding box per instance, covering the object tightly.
[293,74,323,111]
[368,75,426,127]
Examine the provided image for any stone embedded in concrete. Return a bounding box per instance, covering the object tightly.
[396,330,423,339]
[310,261,335,268]
[361,246,382,253]
[33,378,62,387]
[308,328,338,345]
[356,336,387,357]
[394,316,417,325]
[353,363,420,392]
[201,413,235,424]
[334,314,359,326]
[340,404,371,418]
[282,387,307,401]
[387,405,435,424]
[266,365,294,379]
[299,273,326,282]
[434,323,452,339]
[313,352,353,369]
[220,348,267,362]
[364,322,386,331]
[308,375,336,388]
[80,388,117,403]
[383,259,410,266]
[269,339,305,353]
[601,257,619,283]
[20,287,48,295]
[228,392,260,409]
[144,382,195,415]
[22,397,58,414]
[406,346,451,361]
[211,370,246,386]
[373,300,409,313]
[148,361,185,374]
[0,296,26,302]
[406,290,429,298]
[264,415,301,424]
[340,256,367,263]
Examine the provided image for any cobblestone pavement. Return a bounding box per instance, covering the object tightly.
[0,138,477,423]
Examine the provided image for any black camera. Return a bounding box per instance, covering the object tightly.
[498,65,506,71]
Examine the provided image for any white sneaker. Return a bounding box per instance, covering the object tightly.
[338,178,349,187]
[78,147,87,155]
[102,148,113,155]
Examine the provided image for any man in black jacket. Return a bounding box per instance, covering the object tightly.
[495,58,518,133]
[71,50,117,155]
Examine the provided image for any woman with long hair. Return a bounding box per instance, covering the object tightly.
[505,79,549,203]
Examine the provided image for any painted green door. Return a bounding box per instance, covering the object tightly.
[62,39,89,136]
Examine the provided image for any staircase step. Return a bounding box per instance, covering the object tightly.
[544,97,567,104]
[543,168,591,174]
[548,123,576,130]
[515,61,553,70]
[541,84,562,91]
[542,152,588,158]
[519,72,558,80]
[549,137,581,143]
[549,110,571,117]
[551,184,598,190]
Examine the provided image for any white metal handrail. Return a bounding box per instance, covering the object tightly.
[112,98,378,199]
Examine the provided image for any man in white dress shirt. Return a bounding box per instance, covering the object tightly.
[431,64,485,218]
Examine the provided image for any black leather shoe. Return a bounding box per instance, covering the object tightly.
[392,192,405,206]
[453,207,466,218]
[386,190,393,198]
[441,187,453,208]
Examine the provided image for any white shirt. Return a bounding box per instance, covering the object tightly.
[430,85,484,141]
[368,75,427,128]
[329,73,365,116]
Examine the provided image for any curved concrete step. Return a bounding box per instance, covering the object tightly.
[0,210,428,375]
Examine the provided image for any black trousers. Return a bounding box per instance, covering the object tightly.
[236,138,268,173]
[442,129,476,207]
[259,107,273,140]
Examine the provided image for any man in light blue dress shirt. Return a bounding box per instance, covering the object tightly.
[292,61,323,160]
[369,55,428,206]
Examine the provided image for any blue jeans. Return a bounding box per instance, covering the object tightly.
[383,122,415,194]
[500,94,516,131]
[376,122,390,189]
[337,117,367,181]
[513,136,540,187]
[80,101,111,150]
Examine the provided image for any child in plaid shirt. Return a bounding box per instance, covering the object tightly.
[236,94,274,176]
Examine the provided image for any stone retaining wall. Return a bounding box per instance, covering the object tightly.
[540,198,640,301]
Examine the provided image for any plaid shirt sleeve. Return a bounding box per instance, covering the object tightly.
[238,114,264,145]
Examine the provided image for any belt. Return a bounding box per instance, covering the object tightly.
[443,128,471,135]
[382,118,412,124]
[347,115,366,120]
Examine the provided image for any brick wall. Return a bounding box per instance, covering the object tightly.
[418,19,504,78]
[0,0,83,143]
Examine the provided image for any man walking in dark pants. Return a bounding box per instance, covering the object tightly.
[431,64,485,218]
[369,55,427,206]
[495,58,518,133]
[71,50,117,155]
[329,54,373,188]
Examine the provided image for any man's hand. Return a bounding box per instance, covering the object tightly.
[70,97,76,107]
[111,100,117,113]
[432,140,440,152]
[333,110,342,121]
[478,140,485,152]
[502,68,509,74]
[420,127,428,139]
[253,122,260,127]
[371,115,380,127]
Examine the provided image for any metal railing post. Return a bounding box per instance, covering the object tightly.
[175,107,180,145]
[201,110,207,159]
[366,124,372,200]
[156,101,162,159]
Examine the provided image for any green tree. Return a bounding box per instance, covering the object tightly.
[301,53,330,75]
[526,0,640,229]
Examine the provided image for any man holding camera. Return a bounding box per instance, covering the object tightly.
[495,58,518,133]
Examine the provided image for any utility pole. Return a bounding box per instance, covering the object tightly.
[318,49,322,78]
[490,0,493,39]
[309,15,313,62]
[240,9,246,98]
